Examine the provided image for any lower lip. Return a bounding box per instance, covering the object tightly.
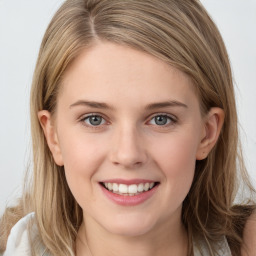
[100,184,159,206]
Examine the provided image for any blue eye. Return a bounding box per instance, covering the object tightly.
[83,115,106,126]
[149,115,174,126]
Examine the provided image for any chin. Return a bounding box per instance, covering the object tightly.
[101,213,157,237]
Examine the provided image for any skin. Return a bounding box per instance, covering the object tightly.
[39,41,224,256]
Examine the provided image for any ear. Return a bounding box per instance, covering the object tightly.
[196,107,224,160]
[38,110,64,166]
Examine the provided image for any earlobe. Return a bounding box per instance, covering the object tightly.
[196,107,224,160]
[38,110,64,166]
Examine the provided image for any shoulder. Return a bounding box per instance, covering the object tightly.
[242,211,256,255]
[3,212,36,256]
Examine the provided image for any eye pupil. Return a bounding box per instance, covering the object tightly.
[155,116,168,125]
[89,116,102,126]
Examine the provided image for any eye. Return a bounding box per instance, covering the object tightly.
[82,115,106,126]
[149,115,175,126]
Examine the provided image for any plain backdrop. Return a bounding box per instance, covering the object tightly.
[0,0,256,215]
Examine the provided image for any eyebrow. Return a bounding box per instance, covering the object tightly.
[145,101,188,110]
[69,100,188,110]
[69,100,112,109]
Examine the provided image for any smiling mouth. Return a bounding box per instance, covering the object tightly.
[100,182,160,196]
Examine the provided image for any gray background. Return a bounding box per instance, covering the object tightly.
[0,0,256,215]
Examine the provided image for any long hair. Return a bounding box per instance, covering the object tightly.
[1,0,255,255]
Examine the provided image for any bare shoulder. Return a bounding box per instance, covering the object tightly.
[241,211,256,255]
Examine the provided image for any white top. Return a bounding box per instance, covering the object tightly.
[3,212,35,256]
[3,213,232,256]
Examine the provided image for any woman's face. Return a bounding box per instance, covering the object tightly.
[45,42,207,236]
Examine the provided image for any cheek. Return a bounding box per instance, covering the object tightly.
[58,129,107,170]
[57,132,107,206]
[152,132,198,200]
[154,132,198,172]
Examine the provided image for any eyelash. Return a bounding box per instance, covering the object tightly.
[79,113,177,129]
[148,114,177,127]
[79,113,108,129]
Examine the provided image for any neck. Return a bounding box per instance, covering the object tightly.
[76,210,188,256]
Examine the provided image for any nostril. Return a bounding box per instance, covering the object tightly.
[112,160,143,168]
[110,148,148,168]
[109,132,148,167]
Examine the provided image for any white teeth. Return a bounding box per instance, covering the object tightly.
[113,183,119,192]
[103,182,157,195]
[138,183,144,192]
[119,184,128,193]
[107,183,113,191]
[144,183,150,191]
[128,184,137,194]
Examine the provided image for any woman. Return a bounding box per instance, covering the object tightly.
[0,0,255,255]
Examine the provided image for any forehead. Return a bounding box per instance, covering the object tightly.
[59,42,199,109]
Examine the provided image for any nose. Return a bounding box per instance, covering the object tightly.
[109,125,148,169]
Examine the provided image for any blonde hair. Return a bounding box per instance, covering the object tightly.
[1,0,255,255]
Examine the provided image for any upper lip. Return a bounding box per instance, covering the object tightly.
[99,179,159,185]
